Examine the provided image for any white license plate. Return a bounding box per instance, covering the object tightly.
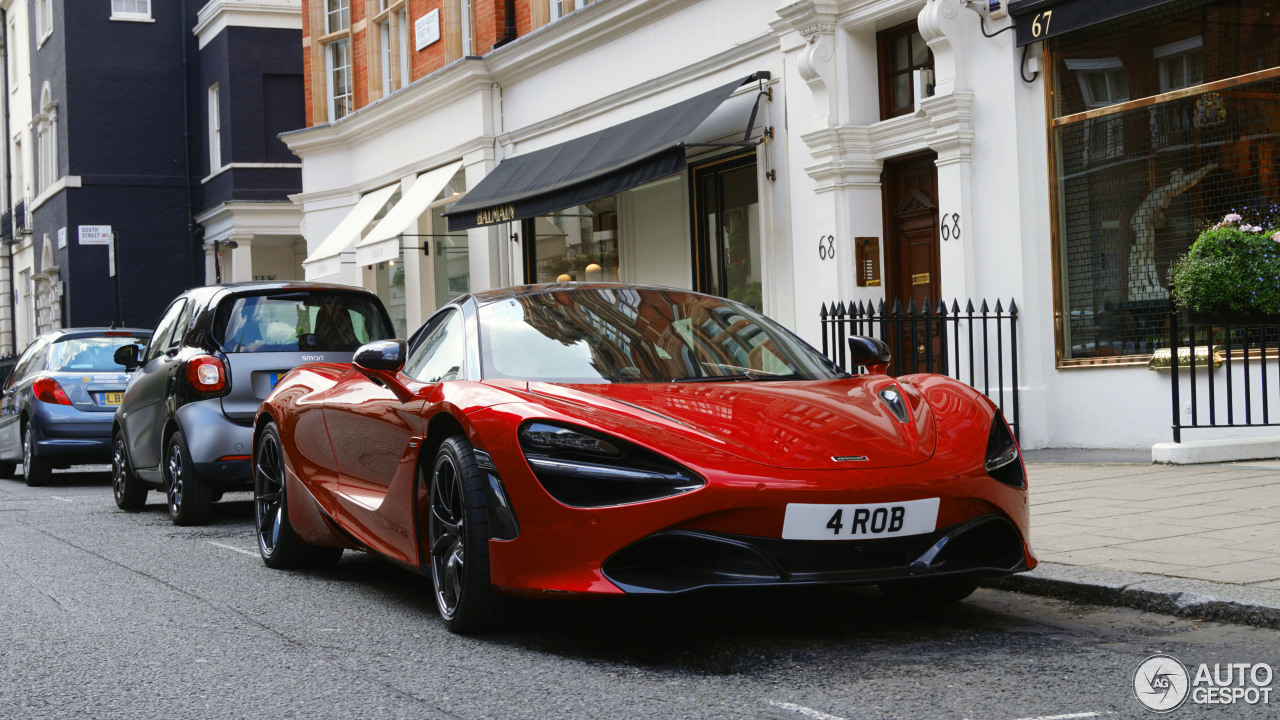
[782,498,940,540]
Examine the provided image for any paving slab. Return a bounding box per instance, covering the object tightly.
[988,452,1280,629]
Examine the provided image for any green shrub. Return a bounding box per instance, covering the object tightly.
[1169,222,1280,315]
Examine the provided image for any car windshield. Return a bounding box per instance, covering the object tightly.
[215,292,392,353]
[47,336,143,372]
[477,287,841,383]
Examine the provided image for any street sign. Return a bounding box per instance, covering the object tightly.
[79,225,112,245]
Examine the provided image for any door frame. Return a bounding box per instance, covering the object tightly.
[880,150,941,310]
[688,150,759,299]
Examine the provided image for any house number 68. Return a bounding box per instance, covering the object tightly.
[818,235,835,260]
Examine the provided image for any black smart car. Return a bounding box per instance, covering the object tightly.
[111,282,393,525]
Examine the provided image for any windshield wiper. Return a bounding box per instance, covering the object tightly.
[670,371,802,383]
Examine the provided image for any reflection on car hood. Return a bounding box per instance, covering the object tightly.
[526,378,936,470]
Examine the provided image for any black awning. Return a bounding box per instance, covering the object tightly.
[1008,0,1177,47]
[443,73,768,231]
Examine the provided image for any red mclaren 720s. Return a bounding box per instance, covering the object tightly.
[253,283,1034,633]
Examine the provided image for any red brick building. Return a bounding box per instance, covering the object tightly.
[302,0,594,126]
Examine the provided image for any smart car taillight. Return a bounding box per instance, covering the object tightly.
[187,355,227,393]
[32,376,71,405]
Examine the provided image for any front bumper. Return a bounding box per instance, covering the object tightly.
[602,514,1027,594]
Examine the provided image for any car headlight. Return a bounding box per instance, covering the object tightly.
[984,412,1025,489]
[518,421,704,508]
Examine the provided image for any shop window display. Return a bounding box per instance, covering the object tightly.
[1050,0,1280,361]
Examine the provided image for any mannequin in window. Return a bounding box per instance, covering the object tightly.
[1127,163,1216,300]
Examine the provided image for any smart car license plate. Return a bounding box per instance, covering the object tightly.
[99,392,124,406]
[782,498,940,540]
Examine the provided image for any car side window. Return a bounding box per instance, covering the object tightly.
[404,310,464,383]
[6,339,47,388]
[145,300,188,363]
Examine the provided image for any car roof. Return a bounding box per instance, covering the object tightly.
[40,327,151,340]
[466,282,714,308]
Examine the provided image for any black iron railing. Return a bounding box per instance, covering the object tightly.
[820,298,1021,441]
[0,355,17,387]
[1168,310,1280,443]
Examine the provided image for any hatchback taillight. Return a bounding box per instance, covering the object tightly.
[33,376,72,405]
[187,355,227,393]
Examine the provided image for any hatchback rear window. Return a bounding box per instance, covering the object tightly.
[214,292,392,353]
[48,336,146,372]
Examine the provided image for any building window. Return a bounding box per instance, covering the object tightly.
[460,0,474,56]
[549,0,592,22]
[877,21,933,121]
[111,0,151,21]
[325,0,349,33]
[398,9,410,88]
[35,0,52,42]
[525,197,620,285]
[1048,0,1280,363]
[379,20,393,97]
[326,38,353,122]
[35,84,57,195]
[208,84,221,172]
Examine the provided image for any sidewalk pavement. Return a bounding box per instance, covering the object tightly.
[984,449,1280,628]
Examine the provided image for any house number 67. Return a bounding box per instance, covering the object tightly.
[818,235,835,260]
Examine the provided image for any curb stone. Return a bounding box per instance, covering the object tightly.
[982,562,1280,630]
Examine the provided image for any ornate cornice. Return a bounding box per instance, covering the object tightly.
[777,0,842,129]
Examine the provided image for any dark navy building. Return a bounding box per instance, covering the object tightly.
[9,0,302,340]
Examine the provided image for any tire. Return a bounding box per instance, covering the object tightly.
[111,430,147,510]
[254,422,342,569]
[0,461,15,479]
[164,430,212,526]
[22,424,52,487]
[879,577,980,605]
[424,435,511,634]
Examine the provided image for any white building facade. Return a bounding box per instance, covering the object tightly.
[286,0,1280,451]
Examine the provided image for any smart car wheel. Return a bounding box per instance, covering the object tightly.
[22,424,51,487]
[425,435,509,634]
[879,577,980,605]
[111,431,147,510]
[254,421,342,569]
[165,430,211,526]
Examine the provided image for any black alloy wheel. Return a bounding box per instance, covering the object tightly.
[254,421,341,569]
[425,435,509,634]
[111,431,147,510]
[22,424,51,487]
[164,430,211,526]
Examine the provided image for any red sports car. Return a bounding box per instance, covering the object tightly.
[253,284,1034,633]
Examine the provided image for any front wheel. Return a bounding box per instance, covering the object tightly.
[22,425,51,487]
[111,431,147,510]
[255,421,342,569]
[425,435,510,634]
[165,430,211,526]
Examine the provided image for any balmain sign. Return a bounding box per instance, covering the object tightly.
[476,204,516,226]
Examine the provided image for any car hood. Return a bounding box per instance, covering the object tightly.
[524,377,936,470]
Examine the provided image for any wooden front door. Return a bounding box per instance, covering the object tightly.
[882,152,941,373]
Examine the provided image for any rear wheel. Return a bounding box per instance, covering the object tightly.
[22,424,51,487]
[165,431,211,526]
[426,435,510,634]
[879,577,980,605]
[255,421,342,569]
[111,431,147,510]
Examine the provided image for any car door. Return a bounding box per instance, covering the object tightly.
[322,309,465,556]
[120,299,189,473]
[0,339,49,461]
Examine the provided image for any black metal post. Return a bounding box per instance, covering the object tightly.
[111,233,122,329]
[1170,307,1181,443]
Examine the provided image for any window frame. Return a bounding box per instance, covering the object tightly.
[207,83,221,172]
[110,0,153,22]
[876,20,934,121]
[325,37,353,123]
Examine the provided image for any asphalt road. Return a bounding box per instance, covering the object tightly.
[1,469,1277,720]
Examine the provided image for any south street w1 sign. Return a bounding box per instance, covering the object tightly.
[78,225,112,245]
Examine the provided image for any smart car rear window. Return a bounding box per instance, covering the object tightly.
[214,292,392,353]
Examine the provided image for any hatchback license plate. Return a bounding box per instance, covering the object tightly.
[100,392,124,406]
[269,373,281,389]
[781,498,940,540]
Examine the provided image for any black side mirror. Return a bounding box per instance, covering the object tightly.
[114,344,140,371]
[848,336,891,374]
[353,340,406,374]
